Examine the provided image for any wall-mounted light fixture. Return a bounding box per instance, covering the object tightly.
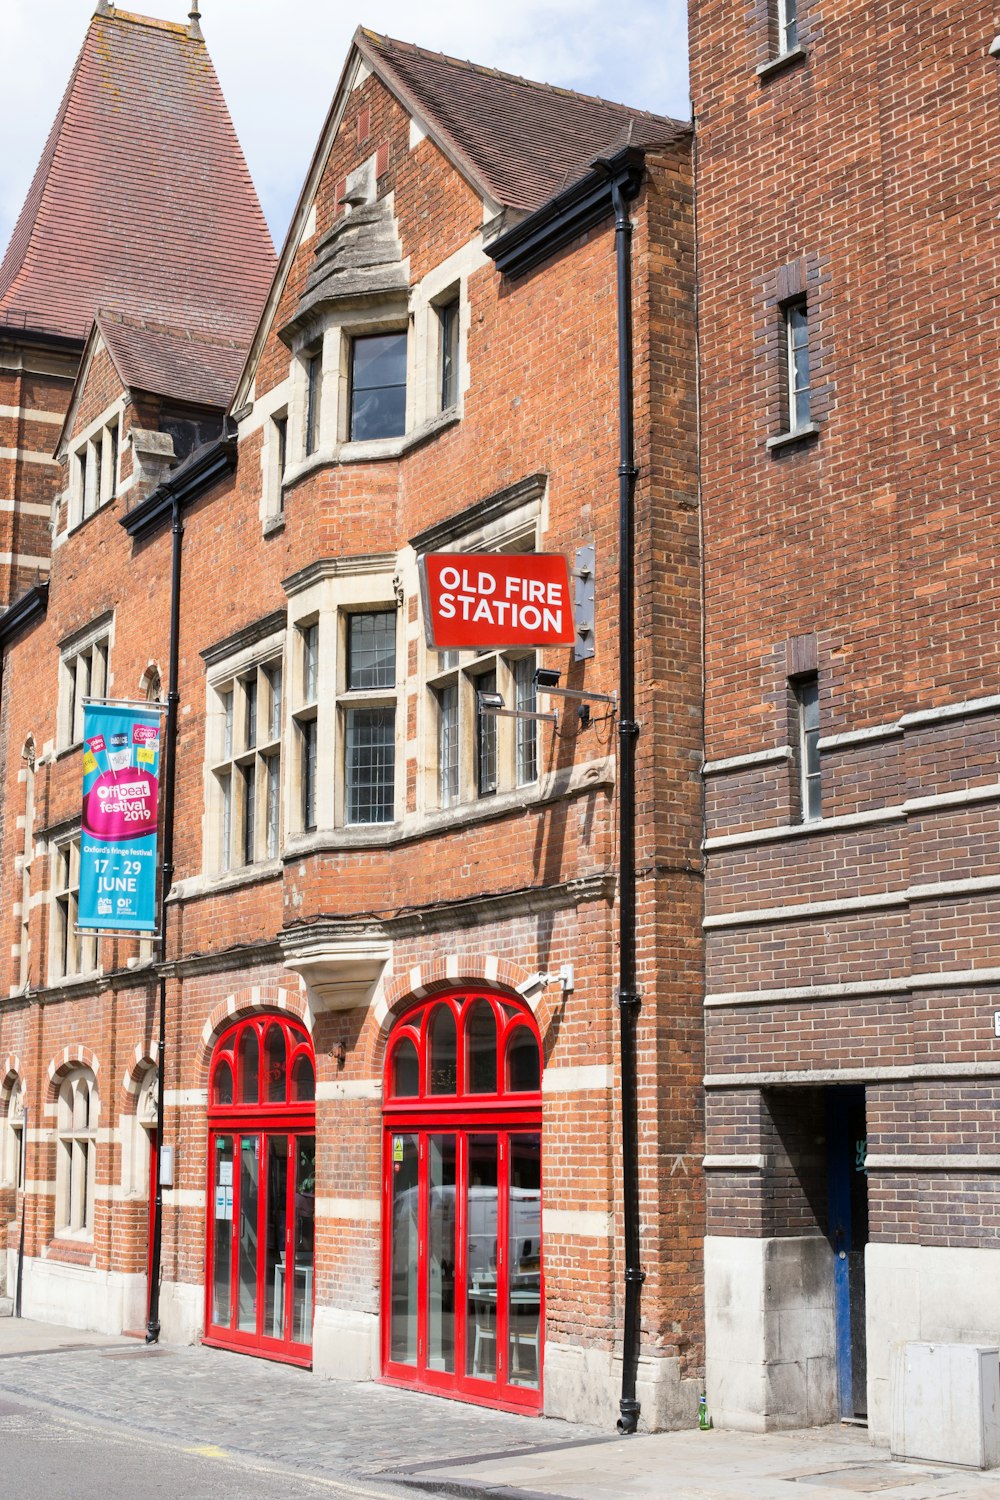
[990,31,1000,55]
[533,666,617,726]
[477,688,558,726]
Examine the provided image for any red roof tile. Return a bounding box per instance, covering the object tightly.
[0,6,275,345]
[358,30,688,214]
[97,310,247,409]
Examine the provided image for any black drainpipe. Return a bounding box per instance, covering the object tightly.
[601,161,646,1435]
[145,491,183,1343]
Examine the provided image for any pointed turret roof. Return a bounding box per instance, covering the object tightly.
[0,5,275,345]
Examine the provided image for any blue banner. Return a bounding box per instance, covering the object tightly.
[78,702,161,932]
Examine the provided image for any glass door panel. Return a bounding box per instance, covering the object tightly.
[466,1134,498,1382]
[263,1135,288,1340]
[389,1133,419,1365]
[212,1134,234,1326]
[508,1133,541,1389]
[427,1135,456,1374]
[237,1134,259,1332]
[292,1135,316,1345]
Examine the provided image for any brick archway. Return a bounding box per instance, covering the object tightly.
[196,984,311,1083]
[2,1056,26,1103]
[120,1042,160,1113]
[46,1044,100,1102]
[369,953,562,1075]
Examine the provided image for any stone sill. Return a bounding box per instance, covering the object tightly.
[282,755,615,860]
[757,45,807,82]
[170,858,282,905]
[283,408,460,489]
[766,421,819,453]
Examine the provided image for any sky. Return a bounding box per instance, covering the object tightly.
[1,0,690,257]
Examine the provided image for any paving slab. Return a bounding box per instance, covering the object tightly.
[407,1426,1000,1500]
[0,1316,129,1358]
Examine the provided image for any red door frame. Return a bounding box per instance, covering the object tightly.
[380,991,544,1414]
[146,1127,157,1314]
[203,1014,316,1367]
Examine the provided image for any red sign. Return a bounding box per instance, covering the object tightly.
[421,553,576,649]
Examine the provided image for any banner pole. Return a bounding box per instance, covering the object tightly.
[146,491,183,1344]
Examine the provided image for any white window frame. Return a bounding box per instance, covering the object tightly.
[783,297,811,434]
[58,615,112,750]
[337,607,400,826]
[792,673,821,822]
[418,495,544,815]
[49,833,99,983]
[427,647,538,808]
[291,618,319,833]
[205,634,284,876]
[55,1067,98,1239]
[776,0,798,54]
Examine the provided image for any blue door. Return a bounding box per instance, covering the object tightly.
[827,1087,869,1420]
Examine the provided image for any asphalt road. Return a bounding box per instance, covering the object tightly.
[0,1325,604,1500]
[1,1389,416,1500]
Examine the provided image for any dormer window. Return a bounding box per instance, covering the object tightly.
[349,332,407,441]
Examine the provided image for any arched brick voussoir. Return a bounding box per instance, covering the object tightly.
[45,1044,101,1101]
[367,954,556,1075]
[120,1041,160,1109]
[195,984,312,1082]
[1,1057,26,1103]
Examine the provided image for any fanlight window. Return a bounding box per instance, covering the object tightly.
[385,993,542,1101]
[210,1015,314,1110]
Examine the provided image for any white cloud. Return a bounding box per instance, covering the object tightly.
[1,0,689,256]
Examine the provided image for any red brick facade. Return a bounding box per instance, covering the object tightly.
[0,26,702,1430]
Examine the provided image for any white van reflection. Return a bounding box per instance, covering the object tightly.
[392,1184,541,1285]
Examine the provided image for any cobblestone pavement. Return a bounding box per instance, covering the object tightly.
[0,1326,611,1497]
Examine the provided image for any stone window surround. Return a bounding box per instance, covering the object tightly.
[54,1066,99,1240]
[202,614,287,879]
[48,829,100,987]
[56,610,115,752]
[283,556,403,837]
[63,398,127,534]
[412,474,548,819]
[1,1076,24,1189]
[277,235,479,491]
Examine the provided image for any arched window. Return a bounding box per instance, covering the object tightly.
[385,993,541,1104]
[205,1013,316,1365]
[2,1079,24,1189]
[382,991,542,1412]
[56,1068,98,1236]
[141,664,162,703]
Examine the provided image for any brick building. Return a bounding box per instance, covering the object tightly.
[691,0,1000,1445]
[0,11,704,1428]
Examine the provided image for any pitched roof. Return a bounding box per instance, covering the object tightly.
[97,311,246,410]
[0,6,275,345]
[357,29,688,213]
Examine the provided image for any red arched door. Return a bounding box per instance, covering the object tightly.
[382,991,543,1412]
[204,1014,316,1366]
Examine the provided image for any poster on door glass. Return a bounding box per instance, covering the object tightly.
[78,701,161,931]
